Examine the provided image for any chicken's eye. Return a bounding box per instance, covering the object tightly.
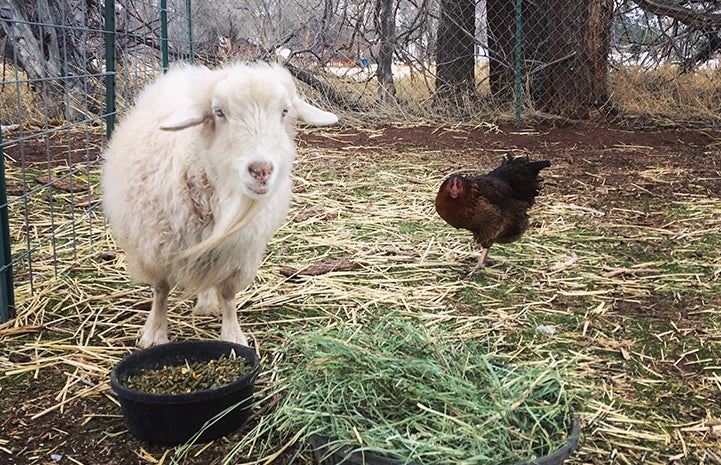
[281,108,289,118]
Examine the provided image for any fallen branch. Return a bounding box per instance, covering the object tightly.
[548,253,579,273]
[601,267,660,278]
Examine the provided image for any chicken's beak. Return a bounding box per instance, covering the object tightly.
[448,177,460,199]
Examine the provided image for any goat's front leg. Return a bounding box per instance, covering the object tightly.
[138,280,171,348]
[216,280,248,346]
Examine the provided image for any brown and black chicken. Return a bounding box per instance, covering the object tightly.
[435,155,551,276]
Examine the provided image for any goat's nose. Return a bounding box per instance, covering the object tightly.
[248,161,273,184]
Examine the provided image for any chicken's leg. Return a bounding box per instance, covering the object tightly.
[466,246,491,278]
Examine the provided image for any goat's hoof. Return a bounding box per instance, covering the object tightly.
[193,292,221,316]
[220,329,249,347]
[137,332,169,349]
[192,303,221,317]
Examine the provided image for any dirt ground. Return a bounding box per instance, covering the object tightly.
[1,122,720,464]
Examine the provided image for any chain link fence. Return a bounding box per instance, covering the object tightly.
[176,0,721,123]
[1,0,720,320]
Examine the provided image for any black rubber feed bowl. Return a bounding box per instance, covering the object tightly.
[110,340,260,444]
[311,412,580,465]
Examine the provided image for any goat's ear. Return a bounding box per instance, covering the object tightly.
[294,97,338,126]
[159,105,209,130]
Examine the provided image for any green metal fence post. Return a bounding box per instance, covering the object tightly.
[514,0,522,122]
[186,0,194,64]
[0,124,15,323]
[104,0,116,138]
[161,0,169,72]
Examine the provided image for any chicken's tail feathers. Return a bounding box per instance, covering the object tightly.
[496,154,550,172]
[489,156,551,203]
[527,159,551,175]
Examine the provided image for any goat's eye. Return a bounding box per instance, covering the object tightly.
[213,105,225,118]
[281,108,289,118]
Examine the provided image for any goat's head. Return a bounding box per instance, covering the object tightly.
[158,63,337,200]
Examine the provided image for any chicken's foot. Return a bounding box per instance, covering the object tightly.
[466,247,491,278]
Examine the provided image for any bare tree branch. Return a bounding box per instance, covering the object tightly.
[284,63,366,112]
[633,0,721,29]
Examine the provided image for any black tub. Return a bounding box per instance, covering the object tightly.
[310,412,581,465]
[110,340,260,444]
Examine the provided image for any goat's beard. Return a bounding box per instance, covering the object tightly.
[174,196,260,261]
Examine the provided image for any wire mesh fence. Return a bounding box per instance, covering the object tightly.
[1,0,721,321]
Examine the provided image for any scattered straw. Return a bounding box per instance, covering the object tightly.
[1,131,720,465]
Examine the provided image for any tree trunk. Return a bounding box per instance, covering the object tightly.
[375,0,396,104]
[586,0,613,106]
[0,0,103,119]
[531,0,613,118]
[0,0,63,79]
[486,0,611,118]
[435,0,476,108]
[487,0,515,103]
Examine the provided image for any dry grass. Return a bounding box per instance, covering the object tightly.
[0,64,46,126]
[302,60,721,127]
[609,64,721,126]
[0,62,159,130]
[1,132,720,464]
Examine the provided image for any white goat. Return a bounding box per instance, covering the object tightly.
[102,62,337,348]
